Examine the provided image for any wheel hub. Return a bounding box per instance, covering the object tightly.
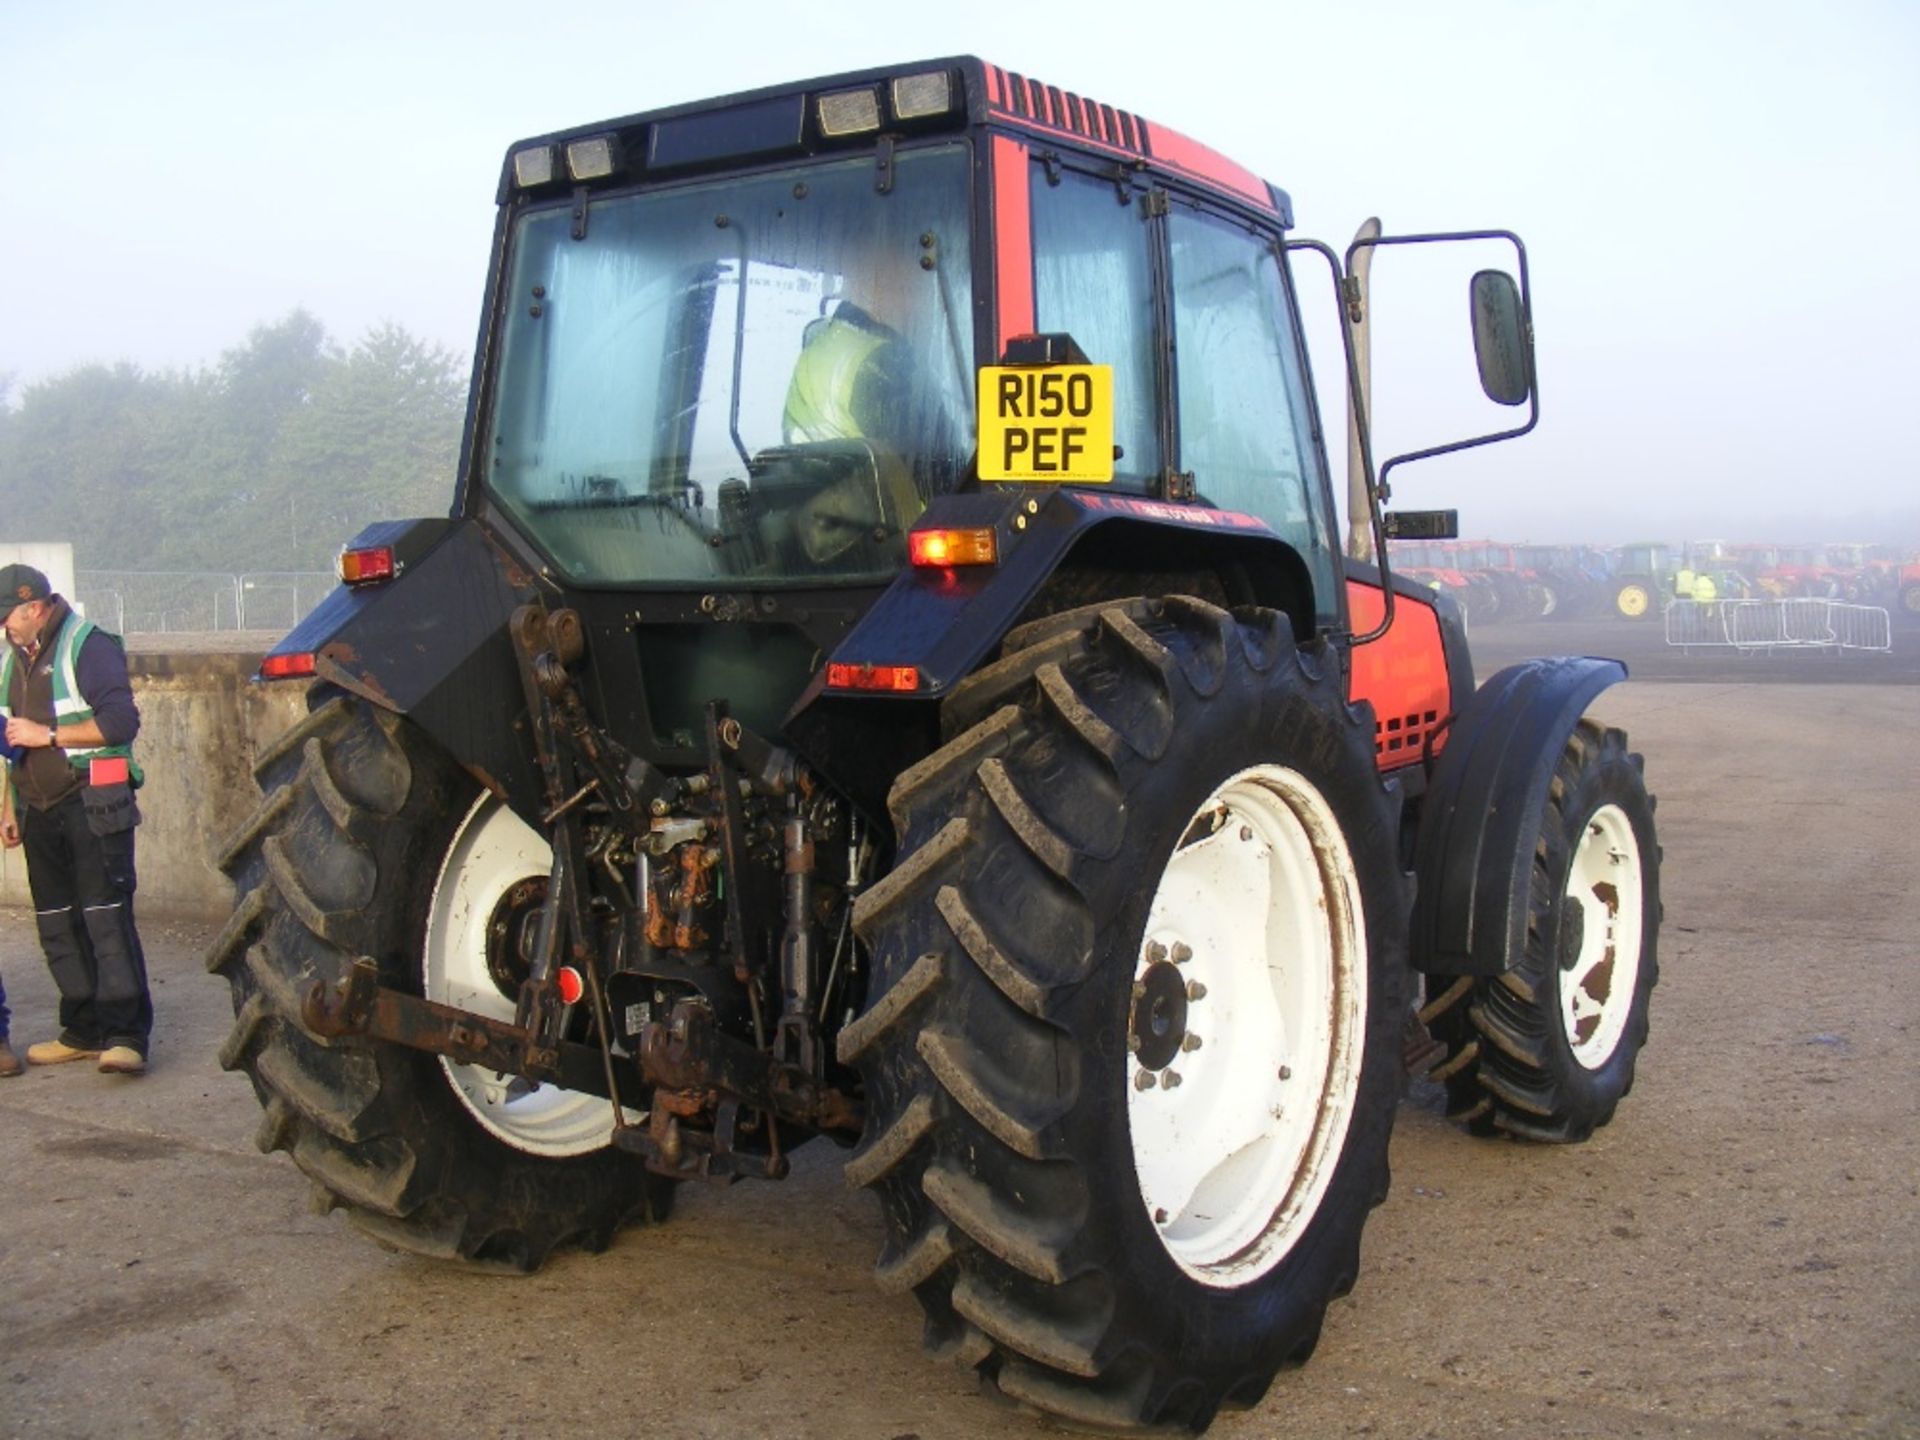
[425,794,627,1157]
[484,878,547,1000]
[1129,958,1190,1072]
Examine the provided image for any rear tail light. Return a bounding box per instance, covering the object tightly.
[909,527,998,568]
[337,545,397,585]
[826,662,920,693]
[260,652,317,681]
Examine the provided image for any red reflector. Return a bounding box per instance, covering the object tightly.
[260,652,317,680]
[338,545,397,585]
[825,661,921,692]
[556,966,585,1006]
[909,527,998,568]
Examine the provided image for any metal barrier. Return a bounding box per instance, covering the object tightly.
[1666,599,1892,653]
[74,570,334,636]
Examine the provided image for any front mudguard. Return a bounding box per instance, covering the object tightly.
[1409,656,1626,977]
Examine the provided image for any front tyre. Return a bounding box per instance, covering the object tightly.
[1426,720,1661,1142]
[207,689,672,1268]
[843,598,1411,1432]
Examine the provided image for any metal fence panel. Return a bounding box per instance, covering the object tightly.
[1665,601,1733,647]
[1831,603,1891,652]
[75,570,333,636]
[1668,599,1892,654]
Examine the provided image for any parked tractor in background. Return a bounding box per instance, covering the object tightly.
[1515,542,1611,618]
[1384,539,1480,619]
[1899,559,1920,616]
[1455,540,1553,618]
[1608,541,1750,620]
[207,58,1662,1434]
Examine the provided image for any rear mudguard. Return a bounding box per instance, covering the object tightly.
[783,488,1317,820]
[263,517,544,817]
[1409,656,1627,977]
[816,488,1315,696]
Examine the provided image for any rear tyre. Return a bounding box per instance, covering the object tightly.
[844,598,1410,1431]
[206,688,672,1268]
[1901,583,1920,617]
[1425,720,1660,1142]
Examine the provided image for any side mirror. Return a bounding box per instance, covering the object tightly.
[1469,270,1532,406]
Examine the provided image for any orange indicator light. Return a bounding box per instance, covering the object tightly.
[337,545,398,585]
[909,527,998,568]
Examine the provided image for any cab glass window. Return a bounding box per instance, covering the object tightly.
[1030,165,1161,490]
[484,144,974,588]
[1169,204,1338,613]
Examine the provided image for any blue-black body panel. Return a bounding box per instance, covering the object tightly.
[1410,656,1628,977]
[266,517,542,817]
[822,488,1313,696]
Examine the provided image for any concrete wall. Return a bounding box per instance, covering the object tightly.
[0,654,308,919]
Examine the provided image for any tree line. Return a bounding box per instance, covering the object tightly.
[0,311,466,578]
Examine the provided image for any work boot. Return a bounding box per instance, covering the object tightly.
[97,1046,148,1076]
[26,1039,102,1066]
[0,1040,22,1078]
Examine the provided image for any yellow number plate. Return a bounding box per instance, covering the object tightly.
[976,364,1114,483]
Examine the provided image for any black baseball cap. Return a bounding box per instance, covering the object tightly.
[0,564,52,618]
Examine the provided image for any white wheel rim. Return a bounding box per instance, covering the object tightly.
[1127,765,1368,1285]
[425,794,624,1156]
[1559,803,1645,1069]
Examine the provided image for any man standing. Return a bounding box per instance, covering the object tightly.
[0,564,152,1075]
[0,726,22,1077]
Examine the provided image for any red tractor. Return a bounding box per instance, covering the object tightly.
[210,58,1661,1433]
[1898,559,1920,616]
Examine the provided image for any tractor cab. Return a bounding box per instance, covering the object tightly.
[478,60,1344,653]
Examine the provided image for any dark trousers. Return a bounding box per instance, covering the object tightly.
[0,967,10,1038]
[23,790,152,1055]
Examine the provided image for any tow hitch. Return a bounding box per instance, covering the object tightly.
[302,960,862,1182]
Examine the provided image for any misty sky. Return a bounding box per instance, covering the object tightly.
[4,0,1916,546]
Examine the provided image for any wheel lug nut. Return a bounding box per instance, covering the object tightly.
[1277,1065,1292,1080]
[1170,942,1192,964]
[1135,1069,1158,1091]
[1154,1207,1169,1224]
[1132,981,1147,1000]
[1181,1034,1202,1052]
[1239,825,1253,841]
[1163,1070,1183,1088]
[1187,980,1208,1001]
[1127,1034,1142,1053]
[1145,941,1167,965]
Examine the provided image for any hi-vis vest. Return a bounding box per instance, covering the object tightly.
[0,615,143,785]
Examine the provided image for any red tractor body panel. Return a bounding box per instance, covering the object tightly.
[1346,578,1452,769]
